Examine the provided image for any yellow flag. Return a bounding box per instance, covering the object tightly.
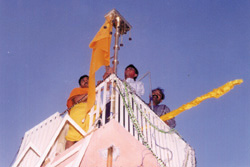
[160,79,243,121]
[87,20,112,111]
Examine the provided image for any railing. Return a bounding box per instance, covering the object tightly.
[12,112,63,167]
[13,74,196,167]
[87,74,196,167]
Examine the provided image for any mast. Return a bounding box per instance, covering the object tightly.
[105,9,132,120]
[105,9,132,74]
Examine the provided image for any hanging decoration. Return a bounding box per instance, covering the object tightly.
[160,79,243,121]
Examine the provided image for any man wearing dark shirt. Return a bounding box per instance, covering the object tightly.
[149,87,176,128]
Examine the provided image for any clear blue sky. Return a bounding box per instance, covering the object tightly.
[1,1,249,166]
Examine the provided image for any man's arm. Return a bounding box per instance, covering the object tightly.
[165,118,176,129]
[73,94,88,104]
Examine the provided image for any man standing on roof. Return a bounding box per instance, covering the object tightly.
[123,64,145,96]
[65,75,90,149]
[104,64,145,97]
[149,87,176,129]
[103,64,145,122]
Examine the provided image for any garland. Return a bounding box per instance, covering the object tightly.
[131,93,176,134]
[118,81,176,134]
[116,81,167,167]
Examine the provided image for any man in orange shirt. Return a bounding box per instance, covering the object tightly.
[65,75,90,149]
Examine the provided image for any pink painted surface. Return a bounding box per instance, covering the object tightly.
[80,120,158,167]
[52,138,84,167]
[52,120,158,167]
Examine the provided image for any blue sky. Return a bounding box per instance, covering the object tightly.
[1,1,249,166]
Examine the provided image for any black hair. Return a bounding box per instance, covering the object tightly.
[78,75,89,86]
[125,64,139,80]
[152,87,165,100]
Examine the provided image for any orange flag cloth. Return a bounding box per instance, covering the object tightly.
[87,20,112,111]
[160,79,243,121]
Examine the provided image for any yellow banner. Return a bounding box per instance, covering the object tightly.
[87,20,112,111]
[160,79,243,121]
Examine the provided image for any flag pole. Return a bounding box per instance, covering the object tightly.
[105,9,132,74]
[113,16,121,74]
[104,9,132,119]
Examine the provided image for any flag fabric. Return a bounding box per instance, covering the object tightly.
[87,20,112,111]
[160,79,243,121]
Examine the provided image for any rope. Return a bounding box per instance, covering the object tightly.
[138,71,153,110]
[60,94,88,116]
[151,133,173,161]
[60,79,107,116]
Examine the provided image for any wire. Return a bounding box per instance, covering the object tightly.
[138,71,153,110]
[60,94,88,116]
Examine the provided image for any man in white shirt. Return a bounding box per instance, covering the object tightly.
[123,64,145,97]
[103,64,145,123]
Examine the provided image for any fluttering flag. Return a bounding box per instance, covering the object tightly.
[160,79,243,121]
[87,20,112,111]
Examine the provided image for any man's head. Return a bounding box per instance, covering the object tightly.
[152,87,165,105]
[78,75,89,88]
[124,64,139,81]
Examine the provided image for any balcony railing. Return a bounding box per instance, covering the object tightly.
[87,74,196,166]
[12,74,196,167]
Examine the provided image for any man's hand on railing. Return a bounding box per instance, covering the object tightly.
[103,66,114,80]
[102,66,114,91]
[97,80,102,85]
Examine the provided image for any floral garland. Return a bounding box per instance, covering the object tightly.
[116,81,167,167]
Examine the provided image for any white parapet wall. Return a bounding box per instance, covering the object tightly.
[12,74,196,167]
